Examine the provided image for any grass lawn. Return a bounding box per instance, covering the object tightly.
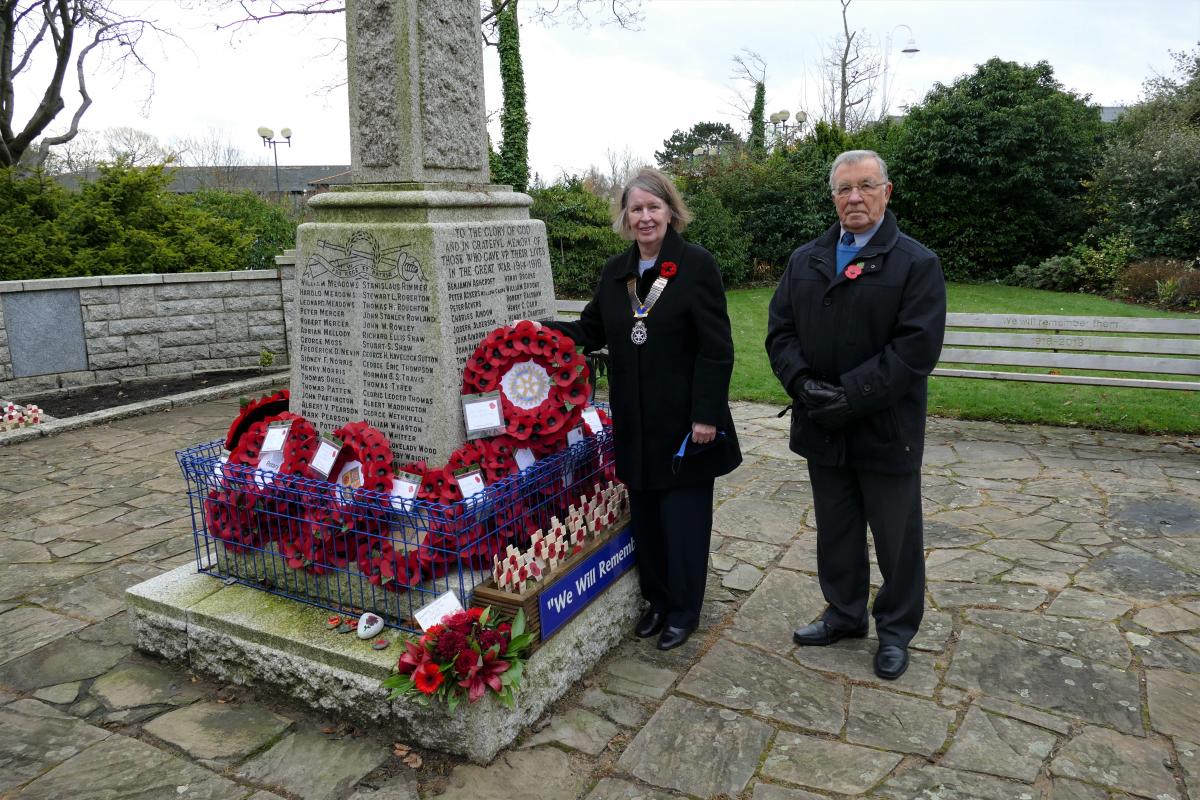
[727,283,1199,435]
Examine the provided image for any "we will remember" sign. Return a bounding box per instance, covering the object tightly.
[538,526,635,639]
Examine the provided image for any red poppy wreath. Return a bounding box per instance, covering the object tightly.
[461,321,590,449]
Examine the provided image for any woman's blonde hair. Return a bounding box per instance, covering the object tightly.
[613,167,693,239]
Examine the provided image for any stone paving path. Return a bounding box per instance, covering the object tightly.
[1,397,1198,800]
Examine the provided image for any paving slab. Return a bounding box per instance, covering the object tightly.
[1134,604,1200,633]
[940,705,1057,782]
[751,784,827,800]
[234,725,390,800]
[23,562,163,623]
[90,661,205,710]
[792,636,940,696]
[0,606,89,666]
[725,568,826,656]
[143,701,292,766]
[1050,725,1179,800]
[583,777,678,800]
[10,732,250,800]
[439,747,588,800]
[1178,738,1199,800]
[1108,495,1200,537]
[847,685,954,755]
[679,638,843,732]
[946,626,1143,733]
[870,764,1038,799]
[31,682,81,705]
[1074,546,1199,603]
[521,707,619,755]
[1046,588,1133,620]
[0,699,111,793]
[1130,633,1200,671]
[926,549,1012,582]
[722,562,764,591]
[712,494,802,545]
[719,539,781,568]
[928,581,1048,610]
[761,731,902,795]
[601,657,679,701]
[1146,669,1200,742]
[910,608,954,652]
[578,686,648,728]
[618,696,773,798]
[345,772,419,800]
[0,633,129,691]
[965,608,1131,667]
[1042,777,1110,800]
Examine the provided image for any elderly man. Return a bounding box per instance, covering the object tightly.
[765,150,946,680]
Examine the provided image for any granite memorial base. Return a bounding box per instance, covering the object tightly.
[126,562,641,763]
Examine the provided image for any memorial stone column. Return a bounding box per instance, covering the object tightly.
[292,0,557,466]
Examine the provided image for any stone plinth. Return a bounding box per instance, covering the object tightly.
[293,186,555,465]
[126,563,641,764]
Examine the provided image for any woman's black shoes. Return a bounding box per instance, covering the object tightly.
[635,609,665,638]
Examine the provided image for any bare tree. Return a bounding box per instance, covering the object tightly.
[41,124,99,174]
[102,125,170,165]
[818,0,881,132]
[1,0,169,169]
[205,1,643,46]
[169,127,263,190]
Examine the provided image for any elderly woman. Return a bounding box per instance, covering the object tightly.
[545,167,741,650]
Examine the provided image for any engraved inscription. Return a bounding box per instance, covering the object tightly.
[296,225,553,464]
[440,223,554,364]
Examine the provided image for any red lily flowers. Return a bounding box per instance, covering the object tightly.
[382,606,534,711]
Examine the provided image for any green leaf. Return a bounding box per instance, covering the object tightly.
[506,632,534,653]
[446,690,461,714]
[511,608,526,639]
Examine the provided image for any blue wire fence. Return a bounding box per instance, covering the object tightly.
[177,429,616,634]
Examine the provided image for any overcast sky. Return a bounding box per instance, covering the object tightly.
[22,0,1200,181]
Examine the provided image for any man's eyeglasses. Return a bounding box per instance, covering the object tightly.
[833,181,886,198]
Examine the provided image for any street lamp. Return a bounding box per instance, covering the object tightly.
[257,126,292,193]
[880,25,919,119]
[769,109,807,147]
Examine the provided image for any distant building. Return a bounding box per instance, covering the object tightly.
[56,165,351,198]
[1100,106,1129,124]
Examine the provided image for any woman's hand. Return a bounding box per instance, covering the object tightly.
[691,422,717,444]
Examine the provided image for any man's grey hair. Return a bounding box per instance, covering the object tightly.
[829,150,889,191]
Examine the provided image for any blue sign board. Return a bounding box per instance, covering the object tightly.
[538,526,635,640]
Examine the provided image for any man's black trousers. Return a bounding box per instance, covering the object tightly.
[807,463,924,646]
[628,480,714,630]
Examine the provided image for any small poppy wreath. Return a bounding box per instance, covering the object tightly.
[660,261,678,278]
[462,322,590,449]
[845,262,864,280]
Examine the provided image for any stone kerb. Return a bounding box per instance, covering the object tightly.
[127,563,641,763]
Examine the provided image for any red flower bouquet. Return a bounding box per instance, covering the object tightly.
[381,607,533,712]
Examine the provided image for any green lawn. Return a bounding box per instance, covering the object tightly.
[728,284,1199,435]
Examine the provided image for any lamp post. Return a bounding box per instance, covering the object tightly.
[880,25,919,119]
[257,126,293,193]
[769,109,807,147]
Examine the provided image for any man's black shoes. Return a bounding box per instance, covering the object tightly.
[657,624,695,651]
[874,644,909,680]
[635,609,665,638]
[792,620,868,646]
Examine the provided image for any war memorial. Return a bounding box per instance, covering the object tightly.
[0,1,1197,798]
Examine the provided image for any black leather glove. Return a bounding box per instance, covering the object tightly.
[807,388,853,430]
[795,377,842,410]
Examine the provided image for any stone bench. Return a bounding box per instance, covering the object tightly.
[935,313,1200,391]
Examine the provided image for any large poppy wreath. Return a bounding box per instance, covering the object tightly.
[461,321,590,447]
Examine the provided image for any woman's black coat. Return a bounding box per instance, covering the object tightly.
[547,227,742,491]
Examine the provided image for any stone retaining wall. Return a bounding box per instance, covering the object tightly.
[0,256,298,398]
